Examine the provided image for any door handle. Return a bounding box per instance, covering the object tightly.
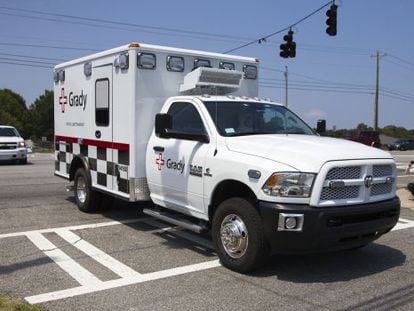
[153,146,164,152]
[95,130,101,139]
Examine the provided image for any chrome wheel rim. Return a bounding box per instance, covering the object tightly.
[76,176,87,204]
[220,214,248,259]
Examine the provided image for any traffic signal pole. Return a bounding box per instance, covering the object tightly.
[372,51,386,131]
[374,51,380,131]
[284,66,288,107]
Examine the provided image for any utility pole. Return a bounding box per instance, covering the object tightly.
[372,51,386,131]
[284,66,288,107]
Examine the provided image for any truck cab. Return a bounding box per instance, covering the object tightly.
[147,96,399,272]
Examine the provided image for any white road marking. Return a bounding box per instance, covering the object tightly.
[392,217,414,231]
[55,229,141,278]
[25,259,221,304]
[6,215,413,305]
[0,218,147,239]
[26,232,102,287]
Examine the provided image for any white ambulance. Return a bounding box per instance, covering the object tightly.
[54,42,400,272]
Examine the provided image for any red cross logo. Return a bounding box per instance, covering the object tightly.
[59,88,67,113]
[155,153,165,170]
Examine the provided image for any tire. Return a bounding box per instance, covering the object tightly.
[73,167,102,212]
[20,158,27,164]
[212,198,269,273]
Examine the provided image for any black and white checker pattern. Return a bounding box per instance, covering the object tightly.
[55,141,130,195]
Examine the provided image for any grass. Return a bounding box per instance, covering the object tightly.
[0,295,44,311]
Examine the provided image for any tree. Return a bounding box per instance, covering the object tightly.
[0,89,29,136]
[28,90,54,141]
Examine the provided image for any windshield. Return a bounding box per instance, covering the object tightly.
[0,127,19,137]
[203,101,315,137]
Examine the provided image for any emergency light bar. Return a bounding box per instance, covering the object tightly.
[179,67,243,95]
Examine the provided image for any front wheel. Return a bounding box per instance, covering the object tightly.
[74,168,101,212]
[212,198,269,273]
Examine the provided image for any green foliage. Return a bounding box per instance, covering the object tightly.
[380,125,413,139]
[0,89,29,137]
[27,90,54,141]
[0,294,44,311]
[0,89,54,141]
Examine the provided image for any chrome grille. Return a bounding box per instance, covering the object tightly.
[373,165,393,177]
[318,162,395,205]
[326,166,361,180]
[320,186,360,200]
[371,183,393,196]
[0,143,17,150]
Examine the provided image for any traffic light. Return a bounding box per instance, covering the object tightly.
[326,4,338,36]
[279,30,296,58]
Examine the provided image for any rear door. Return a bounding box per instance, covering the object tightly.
[92,65,114,190]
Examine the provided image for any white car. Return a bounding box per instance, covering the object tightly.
[0,125,27,164]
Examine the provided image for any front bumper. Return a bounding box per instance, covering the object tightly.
[0,148,27,161]
[258,197,400,254]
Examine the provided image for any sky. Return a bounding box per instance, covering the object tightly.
[0,0,413,130]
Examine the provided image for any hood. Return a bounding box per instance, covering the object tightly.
[0,136,22,143]
[225,134,392,172]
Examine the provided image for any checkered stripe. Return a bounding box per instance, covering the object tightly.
[55,141,130,194]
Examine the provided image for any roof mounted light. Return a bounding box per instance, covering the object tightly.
[243,65,257,79]
[219,62,235,70]
[58,70,65,82]
[167,56,184,72]
[138,52,156,69]
[129,42,140,48]
[84,62,92,77]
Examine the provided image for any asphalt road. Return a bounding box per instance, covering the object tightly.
[1,153,414,311]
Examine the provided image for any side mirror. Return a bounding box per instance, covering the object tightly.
[155,113,172,137]
[316,119,326,135]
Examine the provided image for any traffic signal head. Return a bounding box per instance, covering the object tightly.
[326,4,338,36]
[279,30,296,58]
[280,43,289,58]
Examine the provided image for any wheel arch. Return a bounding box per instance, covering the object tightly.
[69,155,90,182]
[208,179,258,221]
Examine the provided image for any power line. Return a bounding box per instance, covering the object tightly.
[0,6,253,43]
[387,54,414,67]
[0,57,55,65]
[223,1,334,54]
[0,42,99,52]
[0,52,66,62]
[0,60,52,69]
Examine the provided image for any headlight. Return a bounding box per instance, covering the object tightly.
[262,172,315,197]
[18,142,26,148]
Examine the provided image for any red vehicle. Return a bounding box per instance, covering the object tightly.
[344,130,381,148]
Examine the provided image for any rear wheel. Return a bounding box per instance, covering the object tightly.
[212,198,269,273]
[74,168,102,212]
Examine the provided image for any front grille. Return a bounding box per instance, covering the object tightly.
[373,165,393,177]
[0,143,17,150]
[326,166,361,180]
[371,183,393,196]
[318,162,395,205]
[320,186,360,200]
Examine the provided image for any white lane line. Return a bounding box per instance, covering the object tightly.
[25,259,221,304]
[26,232,102,287]
[0,218,148,239]
[393,218,414,231]
[55,229,141,278]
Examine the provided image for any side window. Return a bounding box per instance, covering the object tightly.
[167,102,206,135]
[95,79,109,126]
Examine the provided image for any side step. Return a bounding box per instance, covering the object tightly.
[142,208,209,234]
